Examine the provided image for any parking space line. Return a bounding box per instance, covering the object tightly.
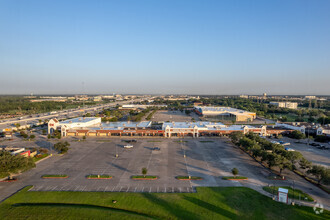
[134,186,137,192]
[126,186,130,192]
[141,187,144,192]
[119,186,122,192]
[149,187,152,193]
[157,186,159,193]
[179,187,181,193]
[172,187,174,193]
[104,186,108,192]
[111,186,116,192]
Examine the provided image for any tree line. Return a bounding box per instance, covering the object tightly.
[229,132,330,185]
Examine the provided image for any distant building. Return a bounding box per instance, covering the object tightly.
[305,96,316,99]
[194,106,256,122]
[239,95,249,99]
[93,96,102,102]
[193,101,203,106]
[119,104,167,110]
[269,102,298,109]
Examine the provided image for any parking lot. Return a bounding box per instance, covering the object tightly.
[280,137,330,167]
[2,138,274,193]
[149,110,200,122]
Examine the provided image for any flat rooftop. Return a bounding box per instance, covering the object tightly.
[195,106,255,114]
[60,117,99,124]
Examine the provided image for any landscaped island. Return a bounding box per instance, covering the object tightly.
[176,176,203,180]
[86,175,112,179]
[222,176,248,180]
[131,175,158,180]
[41,174,68,179]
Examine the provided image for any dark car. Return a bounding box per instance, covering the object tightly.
[153,147,160,151]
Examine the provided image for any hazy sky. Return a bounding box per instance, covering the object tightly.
[1,0,329,95]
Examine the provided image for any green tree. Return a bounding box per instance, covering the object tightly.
[142,167,148,177]
[275,155,291,175]
[307,165,330,185]
[232,168,239,177]
[285,151,303,170]
[0,151,35,178]
[229,132,244,144]
[288,130,306,139]
[299,157,312,170]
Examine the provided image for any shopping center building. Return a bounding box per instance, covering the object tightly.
[47,117,292,138]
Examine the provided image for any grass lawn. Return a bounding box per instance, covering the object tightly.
[222,176,248,180]
[0,186,328,220]
[176,176,203,180]
[262,186,314,202]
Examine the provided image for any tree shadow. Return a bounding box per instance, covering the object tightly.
[142,193,197,219]
[107,162,129,172]
[182,196,237,219]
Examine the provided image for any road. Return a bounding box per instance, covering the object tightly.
[0,97,152,131]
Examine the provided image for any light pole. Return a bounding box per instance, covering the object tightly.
[292,180,295,205]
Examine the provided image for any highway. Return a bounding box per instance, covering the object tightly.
[0,97,151,131]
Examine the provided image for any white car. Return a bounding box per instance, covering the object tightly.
[124,145,133,149]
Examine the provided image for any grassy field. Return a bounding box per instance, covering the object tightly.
[263,186,314,202]
[0,186,328,219]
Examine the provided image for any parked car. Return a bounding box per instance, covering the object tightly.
[285,147,295,151]
[124,145,133,149]
[152,147,160,151]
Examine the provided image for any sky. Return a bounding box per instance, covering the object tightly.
[0,0,330,95]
